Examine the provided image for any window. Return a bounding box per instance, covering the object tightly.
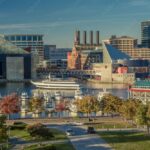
[22,36,26,41]
[38,36,42,41]
[10,36,15,41]
[27,36,32,41]
[16,36,21,41]
[33,36,37,41]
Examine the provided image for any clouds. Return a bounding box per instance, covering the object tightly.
[26,0,41,14]
[129,0,150,6]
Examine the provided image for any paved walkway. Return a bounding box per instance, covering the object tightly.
[69,134,112,150]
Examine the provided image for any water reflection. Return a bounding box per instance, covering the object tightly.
[0,82,128,99]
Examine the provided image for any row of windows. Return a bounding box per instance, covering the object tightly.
[5,35,43,42]
[111,40,135,45]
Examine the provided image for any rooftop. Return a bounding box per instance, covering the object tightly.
[104,43,131,60]
[0,36,29,54]
[133,80,150,88]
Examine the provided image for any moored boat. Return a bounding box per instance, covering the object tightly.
[31,79,81,90]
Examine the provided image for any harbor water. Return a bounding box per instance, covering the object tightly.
[0,81,128,99]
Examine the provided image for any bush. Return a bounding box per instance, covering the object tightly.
[10,122,27,130]
[13,121,27,125]
[24,144,56,150]
[26,123,54,140]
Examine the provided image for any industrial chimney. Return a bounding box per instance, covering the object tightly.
[77,30,80,44]
[74,30,80,45]
[96,31,100,45]
[83,31,87,45]
[90,31,93,45]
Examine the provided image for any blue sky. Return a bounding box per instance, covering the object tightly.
[0,0,150,47]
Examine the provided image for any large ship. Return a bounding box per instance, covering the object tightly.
[31,76,81,90]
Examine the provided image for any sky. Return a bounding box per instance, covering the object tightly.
[0,0,150,48]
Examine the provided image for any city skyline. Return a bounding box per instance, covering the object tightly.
[0,0,150,47]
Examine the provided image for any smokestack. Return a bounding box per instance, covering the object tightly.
[74,30,80,45]
[83,31,87,45]
[74,30,78,44]
[77,30,80,44]
[96,31,99,45]
[90,31,93,45]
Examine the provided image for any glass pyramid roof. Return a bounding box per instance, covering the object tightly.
[104,43,130,60]
[0,35,28,54]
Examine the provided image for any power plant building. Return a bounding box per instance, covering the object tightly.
[74,30,101,50]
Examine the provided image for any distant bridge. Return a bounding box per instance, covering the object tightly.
[37,68,96,79]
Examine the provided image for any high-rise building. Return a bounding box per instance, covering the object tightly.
[4,34,44,63]
[109,35,150,60]
[0,35,33,80]
[109,35,137,57]
[44,45,56,60]
[141,21,150,48]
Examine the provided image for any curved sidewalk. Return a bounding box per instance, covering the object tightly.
[69,134,112,150]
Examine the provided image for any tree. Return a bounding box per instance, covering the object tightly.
[26,123,53,139]
[120,98,141,122]
[75,96,100,117]
[136,104,150,134]
[0,93,20,119]
[0,115,8,142]
[101,94,122,116]
[55,100,69,117]
[29,97,44,118]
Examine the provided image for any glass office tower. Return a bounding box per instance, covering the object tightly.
[141,21,150,48]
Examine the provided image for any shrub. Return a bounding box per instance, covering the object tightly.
[13,121,27,125]
[10,122,27,130]
[26,123,54,139]
[25,144,56,150]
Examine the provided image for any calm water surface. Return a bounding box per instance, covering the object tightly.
[0,82,129,99]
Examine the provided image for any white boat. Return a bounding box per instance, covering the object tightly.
[97,88,110,101]
[74,89,83,99]
[31,78,81,90]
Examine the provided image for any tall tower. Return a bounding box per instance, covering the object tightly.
[74,30,80,45]
[90,31,93,45]
[141,21,150,48]
[83,31,87,45]
[96,31,100,45]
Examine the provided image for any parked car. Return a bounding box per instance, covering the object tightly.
[87,127,96,134]
[73,122,84,126]
[66,128,74,136]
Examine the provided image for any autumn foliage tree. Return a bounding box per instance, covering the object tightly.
[136,103,150,134]
[0,115,8,142]
[75,96,100,117]
[55,100,69,117]
[120,98,141,121]
[101,94,122,116]
[0,93,20,119]
[29,97,44,117]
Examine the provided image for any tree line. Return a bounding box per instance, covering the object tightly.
[0,92,150,133]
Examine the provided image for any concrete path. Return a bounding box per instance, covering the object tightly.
[70,134,112,150]
[47,124,112,150]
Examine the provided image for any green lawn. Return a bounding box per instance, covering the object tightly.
[23,142,75,150]
[10,128,67,141]
[86,122,135,129]
[99,131,150,150]
[10,129,31,141]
